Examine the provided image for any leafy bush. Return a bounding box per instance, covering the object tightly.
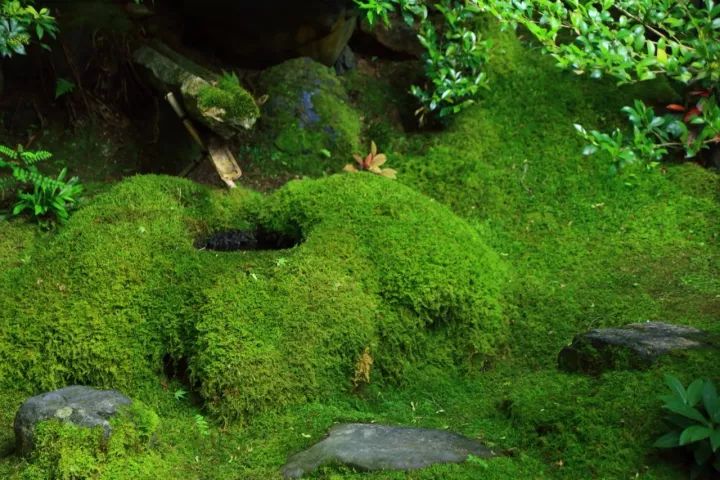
[0,144,83,225]
[475,0,720,169]
[0,0,57,57]
[655,374,720,478]
[356,0,490,124]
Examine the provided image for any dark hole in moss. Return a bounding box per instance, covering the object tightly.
[163,354,191,385]
[195,227,302,251]
[163,354,203,405]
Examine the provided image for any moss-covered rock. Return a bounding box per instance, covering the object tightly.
[133,45,259,138]
[0,174,505,422]
[195,73,259,130]
[19,401,163,480]
[255,57,362,175]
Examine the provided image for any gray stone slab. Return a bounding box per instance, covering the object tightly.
[558,322,708,374]
[14,386,131,455]
[282,423,494,478]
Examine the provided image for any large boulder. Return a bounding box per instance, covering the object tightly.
[282,423,494,478]
[182,0,357,67]
[14,386,131,455]
[558,322,709,374]
[256,57,361,173]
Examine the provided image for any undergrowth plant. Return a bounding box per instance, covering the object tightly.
[475,0,720,171]
[0,0,57,57]
[356,0,490,125]
[655,375,720,478]
[344,141,397,178]
[0,144,83,225]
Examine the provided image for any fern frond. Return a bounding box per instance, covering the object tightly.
[20,150,53,166]
[0,144,19,160]
[0,176,17,195]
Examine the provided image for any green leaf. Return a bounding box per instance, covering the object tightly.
[654,431,681,448]
[665,399,709,424]
[704,380,720,422]
[687,379,705,407]
[55,78,76,99]
[710,430,720,452]
[680,426,712,445]
[665,374,687,403]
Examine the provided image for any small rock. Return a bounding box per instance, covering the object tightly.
[282,423,494,479]
[334,45,357,75]
[359,14,424,58]
[558,322,708,374]
[14,386,131,455]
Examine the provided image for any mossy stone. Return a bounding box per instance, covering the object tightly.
[256,57,362,174]
[20,401,160,479]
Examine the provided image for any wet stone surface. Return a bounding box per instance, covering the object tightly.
[282,423,494,479]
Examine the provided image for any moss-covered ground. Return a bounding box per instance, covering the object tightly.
[0,22,718,479]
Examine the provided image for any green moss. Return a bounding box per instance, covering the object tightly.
[197,174,506,420]
[0,17,718,480]
[0,173,505,422]
[196,73,259,123]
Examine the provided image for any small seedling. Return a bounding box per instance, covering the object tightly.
[344,141,397,179]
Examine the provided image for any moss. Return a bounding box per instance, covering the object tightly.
[0,173,505,422]
[196,73,259,125]
[197,174,506,420]
[253,57,362,175]
[0,17,718,480]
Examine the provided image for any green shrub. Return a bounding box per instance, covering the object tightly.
[412,0,490,124]
[0,144,83,225]
[357,0,490,124]
[476,0,720,169]
[0,0,57,57]
[655,374,720,478]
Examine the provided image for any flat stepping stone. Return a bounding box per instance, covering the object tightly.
[558,322,709,374]
[282,423,494,479]
[14,386,131,455]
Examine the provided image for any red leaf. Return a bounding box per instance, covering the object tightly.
[684,107,701,122]
[666,104,686,112]
[689,90,711,97]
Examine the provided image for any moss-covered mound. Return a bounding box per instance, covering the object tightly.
[255,57,362,174]
[0,174,505,421]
